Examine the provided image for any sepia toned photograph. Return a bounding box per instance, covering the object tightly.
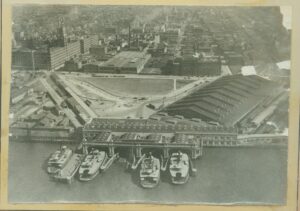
[7,4,291,205]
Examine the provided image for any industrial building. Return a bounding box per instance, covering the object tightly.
[12,40,81,71]
[162,74,283,126]
[12,48,50,70]
[47,40,81,70]
[89,45,107,58]
[180,56,221,76]
[164,56,221,76]
[80,35,99,54]
[82,62,103,72]
[12,19,99,71]
[99,51,151,74]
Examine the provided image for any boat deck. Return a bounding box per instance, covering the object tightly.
[58,154,83,178]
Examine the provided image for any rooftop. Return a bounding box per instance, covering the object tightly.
[163,74,282,126]
[84,118,237,134]
[100,51,151,70]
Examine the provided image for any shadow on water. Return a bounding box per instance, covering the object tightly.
[160,170,171,184]
[130,168,141,187]
[41,155,49,172]
[41,153,60,183]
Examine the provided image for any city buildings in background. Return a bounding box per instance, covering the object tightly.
[8,5,291,204]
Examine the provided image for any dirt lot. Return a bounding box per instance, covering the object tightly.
[73,77,175,97]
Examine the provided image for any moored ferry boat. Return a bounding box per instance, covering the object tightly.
[78,149,107,181]
[139,154,160,188]
[169,151,190,184]
[47,146,72,174]
[53,153,84,184]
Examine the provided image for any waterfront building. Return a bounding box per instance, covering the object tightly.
[162,75,284,126]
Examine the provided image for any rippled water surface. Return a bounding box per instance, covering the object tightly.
[8,141,287,204]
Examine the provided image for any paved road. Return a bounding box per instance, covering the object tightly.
[57,72,220,119]
[70,78,124,103]
[133,76,221,118]
[60,71,203,80]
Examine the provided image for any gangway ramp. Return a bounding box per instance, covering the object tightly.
[40,78,64,106]
[63,109,82,129]
[58,75,98,119]
[40,78,82,128]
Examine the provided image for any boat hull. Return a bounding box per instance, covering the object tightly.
[139,156,160,188]
[171,172,190,185]
[47,167,60,174]
[140,177,159,188]
[169,152,190,185]
[79,169,100,181]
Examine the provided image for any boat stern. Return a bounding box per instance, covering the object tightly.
[140,176,160,188]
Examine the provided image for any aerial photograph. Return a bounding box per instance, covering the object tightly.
[8,5,290,204]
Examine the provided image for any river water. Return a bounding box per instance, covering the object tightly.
[8,141,287,204]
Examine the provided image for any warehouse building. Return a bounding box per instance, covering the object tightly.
[12,48,50,70]
[12,40,81,71]
[12,18,98,71]
[99,51,151,74]
[162,75,282,126]
[90,46,107,58]
[165,56,221,76]
[80,35,99,54]
[181,56,221,76]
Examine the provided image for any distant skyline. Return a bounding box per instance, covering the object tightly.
[12,5,292,31]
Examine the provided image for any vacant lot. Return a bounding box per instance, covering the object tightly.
[74,77,176,97]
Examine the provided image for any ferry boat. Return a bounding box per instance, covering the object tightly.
[47,146,72,174]
[53,153,84,184]
[139,154,160,188]
[169,151,190,184]
[78,149,107,181]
